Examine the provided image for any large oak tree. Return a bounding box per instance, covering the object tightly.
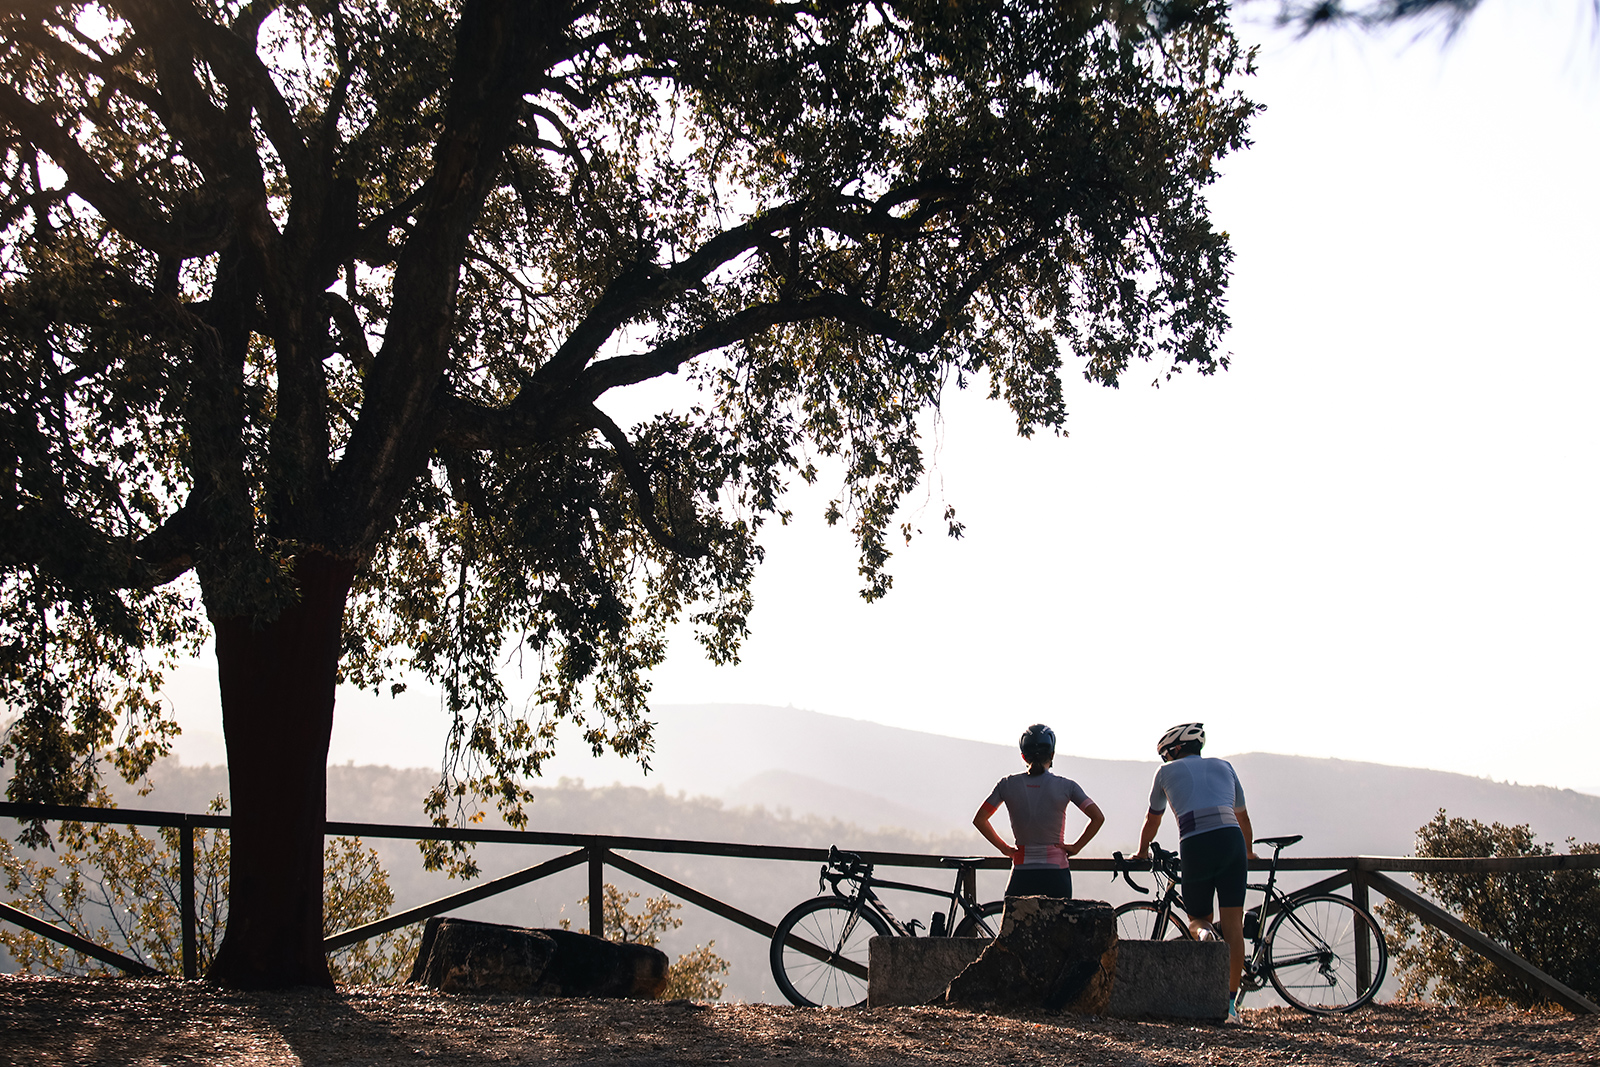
[0,0,1256,987]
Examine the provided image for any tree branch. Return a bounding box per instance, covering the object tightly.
[525,200,812,395]
[0,83,229,257]
[584,407,711,559]
[0,497,202,591]
[335,0,570,553]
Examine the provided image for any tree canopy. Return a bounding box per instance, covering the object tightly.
[0,0,1256,984]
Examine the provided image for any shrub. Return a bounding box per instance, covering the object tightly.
[1377,809,1600,1008]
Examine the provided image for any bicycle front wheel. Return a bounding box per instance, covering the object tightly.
[770,896,891,1007]
[1266,894,1388,1013]
[1115,901,1191,940]
[952,900,1005,938]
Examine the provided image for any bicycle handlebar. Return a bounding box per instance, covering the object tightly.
[1111,852,1149,894]
[1111,843,1181,893]
[822,845,872,894]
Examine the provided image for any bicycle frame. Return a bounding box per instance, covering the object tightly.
[819,848,996,938]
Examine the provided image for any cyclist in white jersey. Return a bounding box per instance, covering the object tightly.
[1137,722,1256,1021]
[973,724,1105,899]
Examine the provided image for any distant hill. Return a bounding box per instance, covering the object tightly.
[623,704,1600,858]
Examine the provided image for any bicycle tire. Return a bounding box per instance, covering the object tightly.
[951,900,1005,938]
[1114,901,1192,941]
[1265,894,1388,1013]
[770,896,892,1007]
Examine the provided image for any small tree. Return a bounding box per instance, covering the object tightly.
[1,796,420,983]
[1377,810,1600,1008]
[568,883,729,1001]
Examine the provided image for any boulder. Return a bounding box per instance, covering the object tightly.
[407,917,669,1000]
[408,917,558,995]
[532,928,670,999]
[942,898,1117,1014]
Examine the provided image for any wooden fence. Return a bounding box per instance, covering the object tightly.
[2,801,1596,1013]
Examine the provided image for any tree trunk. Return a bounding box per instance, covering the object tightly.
[207,551,356,988]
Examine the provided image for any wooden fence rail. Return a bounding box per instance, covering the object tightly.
[3,801,1597,1011]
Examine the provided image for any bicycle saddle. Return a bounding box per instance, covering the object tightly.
[1254,834,1303,850]
[939,857,987,868]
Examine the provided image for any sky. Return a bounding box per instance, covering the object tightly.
[165,2,1600,793]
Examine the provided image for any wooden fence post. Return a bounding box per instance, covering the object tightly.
[180,817,197,980]
[588,847,606,939]
[1349,863,1371,995]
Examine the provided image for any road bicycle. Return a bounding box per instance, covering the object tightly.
[1112,834,1388,1014]
[769,845,1004,1008]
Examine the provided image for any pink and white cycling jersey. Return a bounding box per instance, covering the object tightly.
[980,771,1094,869]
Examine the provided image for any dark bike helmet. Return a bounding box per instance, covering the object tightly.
[1019,724,1056,762]
[1156,722,1205,761]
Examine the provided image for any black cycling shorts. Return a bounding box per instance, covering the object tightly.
[1178,826,1247,917]
[1004,867,1073,899]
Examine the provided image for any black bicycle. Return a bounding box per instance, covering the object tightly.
[1112,834,1388,1014]
[769,845,1004,1007]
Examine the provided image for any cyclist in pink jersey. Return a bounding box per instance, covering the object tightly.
[973,724,1105,899]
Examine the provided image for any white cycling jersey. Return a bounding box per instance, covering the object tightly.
[1148,755,1246,841]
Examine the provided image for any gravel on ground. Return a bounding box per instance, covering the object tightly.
[1,974,1594,1066]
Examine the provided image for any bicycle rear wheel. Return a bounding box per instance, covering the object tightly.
[1114,901,1191,940]
[770,896,891,1007]
[1266,894,1388,1013]
[952,900,1005,938]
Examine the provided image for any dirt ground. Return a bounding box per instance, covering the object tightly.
[0,975,1594,1066]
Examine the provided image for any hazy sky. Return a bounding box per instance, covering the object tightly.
[166,3,1600,793]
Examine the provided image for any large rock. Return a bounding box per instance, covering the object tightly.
[408,917,669,999]
[533,928,670,999]
[408,917,558,995]
[942,898,1117,1014]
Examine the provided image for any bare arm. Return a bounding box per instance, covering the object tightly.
[1065,801,1105,856]
[1237,808,1257,860]
[1136,810,1163,859]
[973,805,1018,861]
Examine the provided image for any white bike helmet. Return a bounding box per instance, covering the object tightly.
[1156,722,1205,760]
